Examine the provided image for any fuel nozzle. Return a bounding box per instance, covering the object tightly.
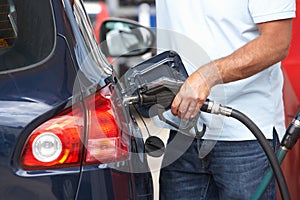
[123,83,181,111]
[281,109,300,150]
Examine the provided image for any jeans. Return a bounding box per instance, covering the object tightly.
[159,130,279,200]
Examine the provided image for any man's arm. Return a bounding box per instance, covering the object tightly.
[171,19,293,119]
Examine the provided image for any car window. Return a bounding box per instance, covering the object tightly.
[0,0,55,72]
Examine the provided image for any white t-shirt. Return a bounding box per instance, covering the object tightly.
[155,0,296,141]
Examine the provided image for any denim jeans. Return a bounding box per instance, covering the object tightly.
[159,130,279,200]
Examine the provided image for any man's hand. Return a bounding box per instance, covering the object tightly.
[171,63,221,120]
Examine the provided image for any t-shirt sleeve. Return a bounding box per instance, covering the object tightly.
[249,0,296,23]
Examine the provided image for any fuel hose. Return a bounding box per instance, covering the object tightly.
[251,148,287,200]
[230,109,290,200]
[251,109,300,199]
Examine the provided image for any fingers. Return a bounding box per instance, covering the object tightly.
[170,94,181,116]
[182,101,200,120]
[171,69,212,120]
[171,95,202,120]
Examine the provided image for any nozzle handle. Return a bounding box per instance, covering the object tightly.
[281,109,300,150]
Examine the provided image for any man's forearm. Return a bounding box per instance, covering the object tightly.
[199,19,293,86]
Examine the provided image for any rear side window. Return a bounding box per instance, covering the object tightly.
[0,0,55,72]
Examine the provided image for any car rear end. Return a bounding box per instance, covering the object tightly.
[0,0,153,199]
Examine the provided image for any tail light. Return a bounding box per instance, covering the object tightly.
[84,86,129,164]
[20,85,129,170]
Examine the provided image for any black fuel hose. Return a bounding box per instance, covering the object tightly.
[230,109,290,200]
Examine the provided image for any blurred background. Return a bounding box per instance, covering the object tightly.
[83,0,156,43]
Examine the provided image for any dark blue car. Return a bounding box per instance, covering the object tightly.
[0,0,154,199]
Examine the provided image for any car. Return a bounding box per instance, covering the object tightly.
[0,0,154,199]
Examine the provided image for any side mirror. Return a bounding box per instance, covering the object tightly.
[99,18,155,57]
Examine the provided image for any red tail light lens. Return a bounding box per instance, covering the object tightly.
[84,86,129,164]
[20,85,129,170]
[20,104,84,170]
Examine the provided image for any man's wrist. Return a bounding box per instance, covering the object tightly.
[197,62,223,89]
